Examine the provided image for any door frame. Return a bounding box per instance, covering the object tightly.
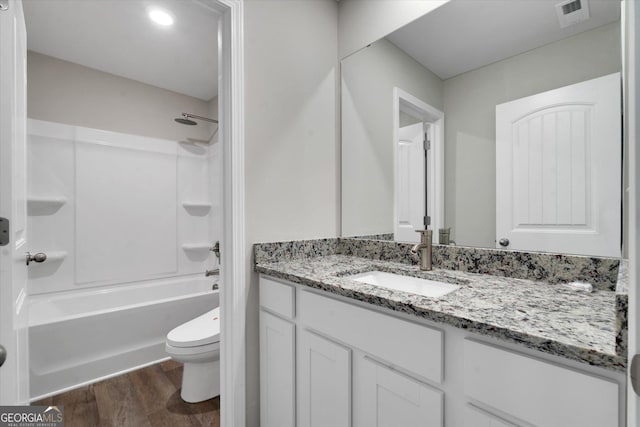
[625,0,640,423]
[392,87,444,242]
[212,1,245,426]
[197,1,246,425]
[0,0,246,418]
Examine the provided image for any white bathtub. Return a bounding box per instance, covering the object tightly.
[28,277,218,400]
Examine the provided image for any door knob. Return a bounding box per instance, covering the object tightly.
[498,238,509,247]
[0,344,6,367]
[26,252,47,266]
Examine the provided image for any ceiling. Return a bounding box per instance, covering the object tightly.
[386,0,620,80]
[23,0,219,101]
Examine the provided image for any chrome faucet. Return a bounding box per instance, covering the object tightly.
[411,229,433,271]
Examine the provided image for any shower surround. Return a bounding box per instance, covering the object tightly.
[26,118,221,400]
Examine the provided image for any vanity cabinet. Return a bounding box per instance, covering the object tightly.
[259,274,624,427]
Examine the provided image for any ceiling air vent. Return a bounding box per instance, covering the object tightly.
[555,0,590,28]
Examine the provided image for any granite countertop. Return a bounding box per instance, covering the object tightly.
[256,254,625,371]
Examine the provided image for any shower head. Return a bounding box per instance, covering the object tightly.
[175,112,218,126]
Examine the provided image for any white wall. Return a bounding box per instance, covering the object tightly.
[338,0,450,59]
[341,38,443,236]
[443,22,621,248]
[243,0,339,424]
[27,51,215,142]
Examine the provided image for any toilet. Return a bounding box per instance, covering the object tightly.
[165,307,221,403]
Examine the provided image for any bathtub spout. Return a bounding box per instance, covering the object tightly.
[205,268,220,277]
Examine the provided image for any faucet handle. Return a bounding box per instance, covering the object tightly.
[415,229,433,242]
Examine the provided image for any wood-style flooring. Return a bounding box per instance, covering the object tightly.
[32,360,220,427]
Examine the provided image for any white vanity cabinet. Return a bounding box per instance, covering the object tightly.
[258,274,624,427]
[297,288,444,427]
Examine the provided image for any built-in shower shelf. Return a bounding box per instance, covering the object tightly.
[27,196,68,215]
[181,201,212,215]
[181,243,212,251]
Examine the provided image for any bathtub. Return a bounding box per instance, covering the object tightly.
[28,277,218,400]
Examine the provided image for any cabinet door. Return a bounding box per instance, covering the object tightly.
[464,404,516,427]
[260,311,295,427]
[357,356,443,427]
[298,329,351,427]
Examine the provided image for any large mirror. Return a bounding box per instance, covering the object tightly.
[341,0,622,257]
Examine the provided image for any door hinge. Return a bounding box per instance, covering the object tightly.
[0,0,8,11]
[0,217,8,246]
[424,134,431,152]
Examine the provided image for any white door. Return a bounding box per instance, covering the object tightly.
[394,122,425,243]
[297,329,351,427]
[496,73,621,257]
[357,356,443,427]
[0,0,30,405]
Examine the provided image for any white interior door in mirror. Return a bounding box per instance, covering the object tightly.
[395,122,425,243]
[496,73,621,257]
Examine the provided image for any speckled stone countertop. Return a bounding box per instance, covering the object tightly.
[255,240,626,372]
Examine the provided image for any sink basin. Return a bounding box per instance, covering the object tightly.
[347,270,459,298]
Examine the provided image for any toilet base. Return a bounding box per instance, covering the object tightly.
[181,359,220,403]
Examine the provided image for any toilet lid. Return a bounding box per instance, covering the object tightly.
[167,307,220,348]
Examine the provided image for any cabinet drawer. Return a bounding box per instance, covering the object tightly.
[464,339,619,427]
[260,275,295,319]
[299,290,443,383]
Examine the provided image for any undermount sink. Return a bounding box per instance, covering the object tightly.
[347,270,459,298]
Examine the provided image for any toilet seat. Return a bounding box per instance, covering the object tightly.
[167,307,220,348]
[164,341,220,357]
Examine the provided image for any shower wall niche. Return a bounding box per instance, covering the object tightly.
[27,119,221,295]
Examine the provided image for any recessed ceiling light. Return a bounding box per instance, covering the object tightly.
[148,8,174,26]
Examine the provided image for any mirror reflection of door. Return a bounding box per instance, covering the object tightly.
[395,122,425,243]
[496,72,621,257]
[392,88,444,244]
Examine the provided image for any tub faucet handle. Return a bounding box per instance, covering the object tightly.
[26,252,47,266]
[205,268,220,277]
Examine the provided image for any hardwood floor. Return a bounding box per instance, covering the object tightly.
[32,361,220,427]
